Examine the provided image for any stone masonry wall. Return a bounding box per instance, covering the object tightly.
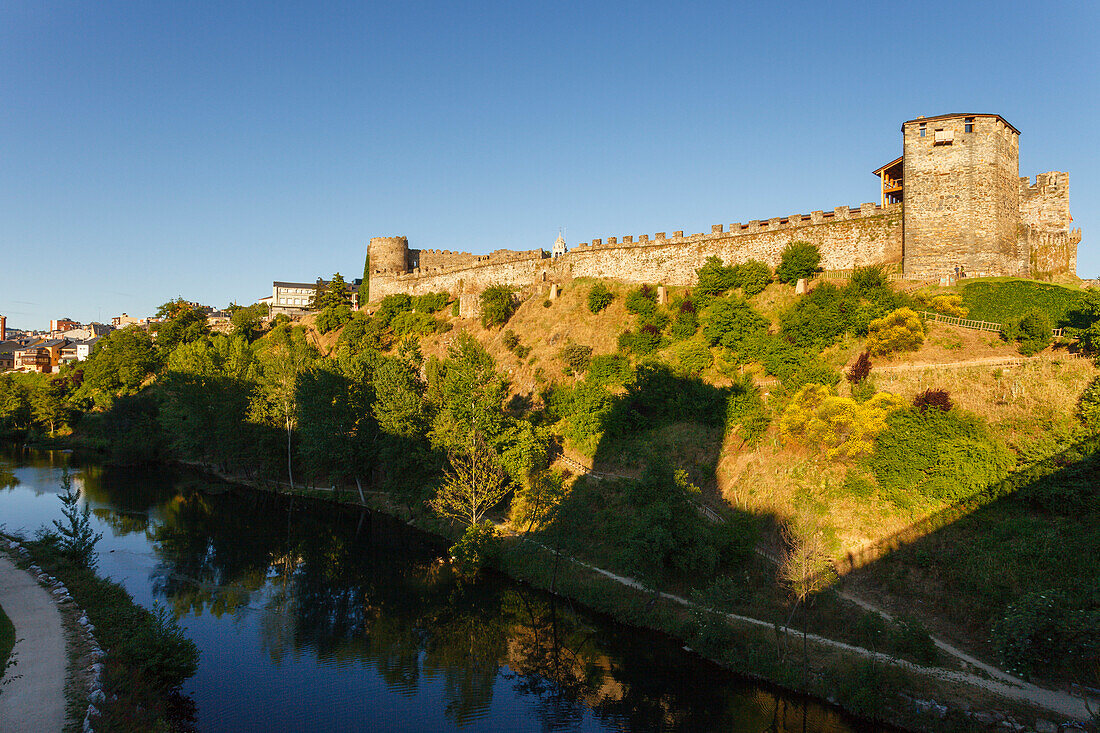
[903,115,1024,278]
[368,203,901,301]
[1019,172,1072,233]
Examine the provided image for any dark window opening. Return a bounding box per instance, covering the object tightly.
[919,124,926,137]
[964,117,974,133]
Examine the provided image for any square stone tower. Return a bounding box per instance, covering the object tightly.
[901,114,1024,278]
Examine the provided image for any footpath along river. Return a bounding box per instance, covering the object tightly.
[0,446,882,732]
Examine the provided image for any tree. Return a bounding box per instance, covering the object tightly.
[79,326,161,400]
[1077,376,1100,433]
[778,510,836,686]
[732,260,771,297]
[153,298,210,354]
[309,272,351,311]
[358,253,371,307]
[429,433,510,527]
[479,286,516,328]
[775,241,822,284]
[228,301,269,341]
[1003,308,1052,355]
[695,256,737,298]
[846,352,872,385]
[253,325,316,489]
[429,333,508,452]
[30,377,69,437]
[52,470,102,569]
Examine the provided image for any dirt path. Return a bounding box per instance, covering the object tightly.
[0,554,68,732]
[527,539,1094,722]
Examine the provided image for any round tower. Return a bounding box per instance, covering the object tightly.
[368,236,410,275]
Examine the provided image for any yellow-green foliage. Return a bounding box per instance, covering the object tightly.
[915,290,968,318]
[780,384,905,460]
[866,307,924,356]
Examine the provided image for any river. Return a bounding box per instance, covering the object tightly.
[0,446,878,732]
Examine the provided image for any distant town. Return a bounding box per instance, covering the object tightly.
[0,276,362,374]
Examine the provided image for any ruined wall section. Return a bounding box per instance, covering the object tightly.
[368,203,901,301]
[903,115,1024,278]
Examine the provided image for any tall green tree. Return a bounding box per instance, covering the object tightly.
[30,377,70,436]
[154,299,210,354]
[253,325,317,489]
[309,273,351,311]
[79,326,161,401]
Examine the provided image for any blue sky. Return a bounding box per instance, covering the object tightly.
[2,1,1097,329]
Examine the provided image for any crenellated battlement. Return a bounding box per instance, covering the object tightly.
[568,202,897,251]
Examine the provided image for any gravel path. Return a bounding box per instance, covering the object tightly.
[0,554,68,732]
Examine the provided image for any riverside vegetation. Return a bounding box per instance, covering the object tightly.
[1,243,1098,729]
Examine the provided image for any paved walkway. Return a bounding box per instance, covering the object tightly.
[0,554,67,733]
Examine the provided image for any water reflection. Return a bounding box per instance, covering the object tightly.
[1,446,873,732]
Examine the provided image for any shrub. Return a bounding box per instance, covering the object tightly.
[587,354,632,386]
[775,241,821,284]
[779,283,853,350]
[619,326,664,355]
[866,307,924,356]
[542,299,551,308]
[731,260,771,297]
[870,407,1014,502]
[990,590,1099,680]
[673,340,713,374]
[560,344,593,375]
[377,294,413,325]
[913,388,953,412]
[624,285,658,315]
[848,264,889,294]
[479,286,516,328]
[700,297,768,351]
[1002,308,1052,355]
[413,291,450,313]
[669,307,699,340]
[846,352,872,385]
[695,256,737,297]
[314,304,352,334]
[449,521,502,572]
[780,384,905,460]
[587,283,614,314]
[726,376,769,443]
[451,301,461,317]
[502,330,520,351]
[514,344,531,359]
[1078,377,1100,433]
[915,290,968,318]
[391,310,438,337]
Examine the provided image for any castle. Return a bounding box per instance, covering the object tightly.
[367,114,1081,304]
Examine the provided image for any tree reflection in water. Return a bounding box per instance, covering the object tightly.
[63,460,866,732]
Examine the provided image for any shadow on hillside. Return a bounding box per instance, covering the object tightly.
[839,434,1100,684]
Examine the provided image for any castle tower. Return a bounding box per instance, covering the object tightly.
[368,236,410,276]
[901,114,1024,278]
[551,232,567,258]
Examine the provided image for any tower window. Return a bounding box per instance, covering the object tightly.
[964,117,974,133]
[919,123,926,137]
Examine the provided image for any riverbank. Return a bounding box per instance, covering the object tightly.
[160,453,1090,733]
[0,530,198,733]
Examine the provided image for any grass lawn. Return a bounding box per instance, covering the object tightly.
[0,601,14,673]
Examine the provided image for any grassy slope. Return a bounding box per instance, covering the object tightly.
[0,602,13,673]
[959,277,1086,325]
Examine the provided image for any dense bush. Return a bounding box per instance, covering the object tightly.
[913,388,952,413]
[448,521,502,572]
[479,285,517,328]
[1078,376,1100,433]
[848,264,888,294]
[560,344,593,375]
[778,283,852,350]
[391,310,438,337]
[700,297,768,351]
[990,590,1099,680]
[846,352,872,385]
[1002,308,1052,355]
[732,260,771,297]
[413,291,450,313]
[618,325,665,355]
[501,330,520,351]
[695,257,737,298]
[624,285,658,315]
[914,290,968,317]
[865,307,924,356]
[673,340,713,374]
[725,376,769,443]
[587,354,632,386]
[780,384,904,460]
[587,283,614,314]
[668,298,699,340]
[870,407,1014,502]
[376,294,413,326]
[775,241,821,284]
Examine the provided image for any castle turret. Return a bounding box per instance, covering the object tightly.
[901,114,1024,278]
[368,236,410,276]
[552,233,567,258]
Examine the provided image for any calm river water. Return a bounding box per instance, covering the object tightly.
[0,447,879,732]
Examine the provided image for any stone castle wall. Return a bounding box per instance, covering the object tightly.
[368,203,901,301]
[1020,172,1072,233]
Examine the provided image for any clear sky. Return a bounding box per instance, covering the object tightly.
[1,1,1097,329]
